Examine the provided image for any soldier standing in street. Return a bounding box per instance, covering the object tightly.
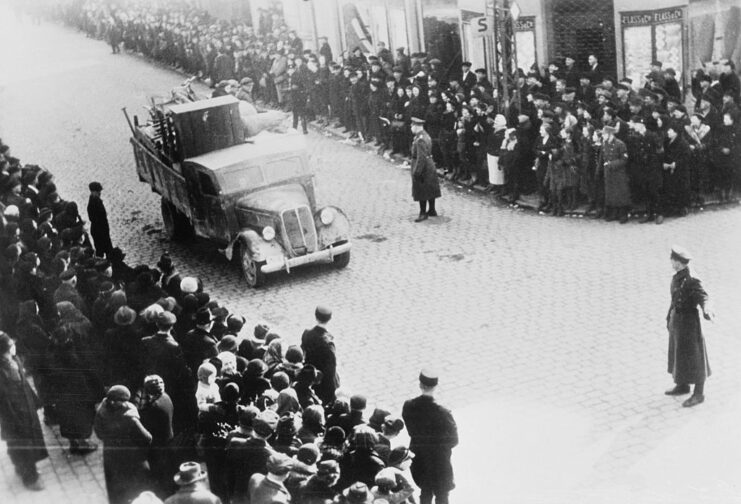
[87,181,113,258]
[402,369,458,504]
[290,56,312,134]
[665,246,714,408]
[410,117,441,222]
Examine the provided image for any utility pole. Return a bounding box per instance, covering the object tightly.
[491,0,521,117]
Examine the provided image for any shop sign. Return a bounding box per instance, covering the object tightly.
[472,16,495,37]
[621,7,683,26]
[515,16,535,31]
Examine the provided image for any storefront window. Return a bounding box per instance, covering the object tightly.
[421,0,461,77]
[621,7,684,88]
[515,16,537,72]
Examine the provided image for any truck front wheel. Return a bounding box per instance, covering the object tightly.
[332,241,351,269]
[239,245,266,288]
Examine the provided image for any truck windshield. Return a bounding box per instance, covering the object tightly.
[221,157,307,192]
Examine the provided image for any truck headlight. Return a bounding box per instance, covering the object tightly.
[262,226,276,241]
[320,207,335,225]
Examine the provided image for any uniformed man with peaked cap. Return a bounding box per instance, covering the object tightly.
[402,369,458,504]
[410,117,441,222]
[665,245,715,407]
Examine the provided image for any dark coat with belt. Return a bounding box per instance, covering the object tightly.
[301,325,340,405]
[401,394,458,493]
[411,129,442,202]
[87,194,112,256]
[94,400,153,504]
[0,356,48,468]
[667,267,711,384]
[598,136,631,207]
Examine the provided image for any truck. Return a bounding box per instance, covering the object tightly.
[123,94,351,287]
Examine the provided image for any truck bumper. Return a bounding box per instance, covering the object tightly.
[261,242,352,274]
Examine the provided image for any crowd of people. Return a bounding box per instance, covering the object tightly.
[0,135,458,504]
[56,0,741,224]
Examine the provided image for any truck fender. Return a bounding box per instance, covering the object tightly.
[315,206,351,249]
[223,229,284,262]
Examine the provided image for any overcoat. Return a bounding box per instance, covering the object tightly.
[94,400,153,504]
[598,136,631,207]
[301,325,339,405]
[410,129,442,202]
[401,395,458,494]
[0,356,48,469]
[667,268,711,384]
[87,194,112,256]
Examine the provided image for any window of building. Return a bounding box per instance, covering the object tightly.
[621,7,684,88]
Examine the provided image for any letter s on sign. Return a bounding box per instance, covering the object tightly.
[477,17,488,33]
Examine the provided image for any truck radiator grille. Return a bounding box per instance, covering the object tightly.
[281,207,317,255]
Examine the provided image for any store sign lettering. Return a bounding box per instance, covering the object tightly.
[516,17,535,31]
[621,8,683,26]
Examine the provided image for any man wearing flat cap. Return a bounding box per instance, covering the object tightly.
[402,369,458,504]
[410,117,441,222]
[665,246,714,407]
[87,181,113,258]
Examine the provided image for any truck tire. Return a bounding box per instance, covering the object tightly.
[161,199,192,241]
[332,242,351,269]
[239,244,266,288]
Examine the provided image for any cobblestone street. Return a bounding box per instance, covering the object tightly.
[1,11,741,504]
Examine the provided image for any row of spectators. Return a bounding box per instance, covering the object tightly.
[57,0,741,223]
[0,137,457,504]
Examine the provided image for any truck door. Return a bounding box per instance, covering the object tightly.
[183,165,228,242]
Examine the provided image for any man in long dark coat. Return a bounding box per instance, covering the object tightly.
[664,246,714,408]
[87,181,113,258]
[598,125,631,223]
[0,332,47,490]
[402,369,458,504]
[301,306,339,406]
[410,117,441,222]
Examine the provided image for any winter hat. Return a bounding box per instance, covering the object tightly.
[180,277,199,294]
[217,335,238,353]
[114,306,137,326]
[296,443,320,465]
[221,382,240,403]
[254,323,270,339]
[270,371,290,391]
[106,385,131,402]
[368,407,391,431]
[197,362,217,382]
[237,405,261,428]
[226,314,246,332]
[493,114,507,129]
[323,426,346,447]
[351,425,379,449]
[285,345,303,363]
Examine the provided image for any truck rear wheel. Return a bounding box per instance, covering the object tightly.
[161,199,192,241]
[239,244,266,288]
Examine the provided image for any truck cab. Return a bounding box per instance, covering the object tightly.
[126,96,351,287]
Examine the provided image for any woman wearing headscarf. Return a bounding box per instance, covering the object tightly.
[94,385,153,504]
[275,387,301,416]
[263,337,284,376]
[0,332,48,490]
[47,301,103,455]
[138,375,175,499]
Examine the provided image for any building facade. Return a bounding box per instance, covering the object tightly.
[201,0,740,96]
